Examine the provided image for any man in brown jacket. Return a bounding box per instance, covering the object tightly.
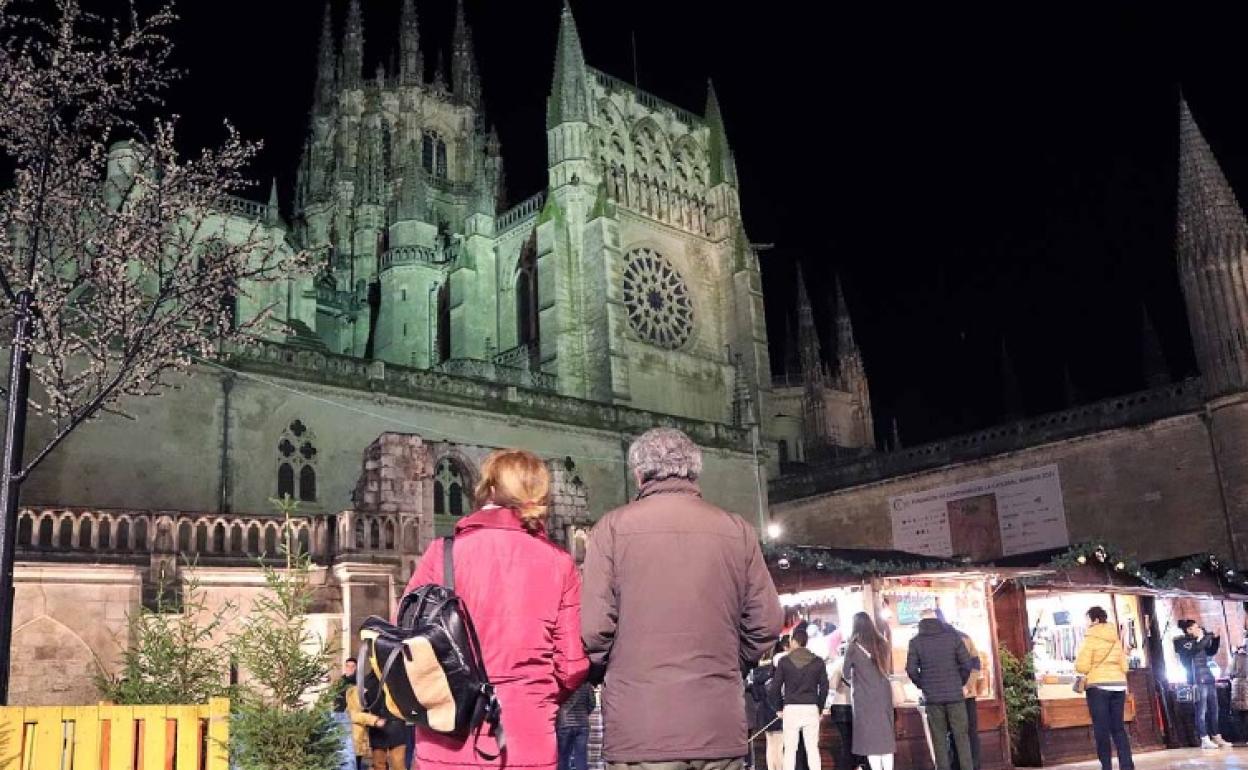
[582,427,784,770]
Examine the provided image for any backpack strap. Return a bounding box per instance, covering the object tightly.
[442,535,454,590]
[471,687,506,761]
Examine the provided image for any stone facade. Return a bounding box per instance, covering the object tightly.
[6,2,882,704]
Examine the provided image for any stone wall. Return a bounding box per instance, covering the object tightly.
[11,564,142,705]
[772,411,1230,563]
[22,353,761,525]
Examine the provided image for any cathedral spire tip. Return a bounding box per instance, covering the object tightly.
[547,0,589,125]
[1178,96,1248,252]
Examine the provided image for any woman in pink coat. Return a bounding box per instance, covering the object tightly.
[406,449,589,770]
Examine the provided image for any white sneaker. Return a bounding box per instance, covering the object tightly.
[1202,737,1219,749]
[1216,735,1233,748]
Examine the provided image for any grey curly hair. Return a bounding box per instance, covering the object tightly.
[628,427,703,483]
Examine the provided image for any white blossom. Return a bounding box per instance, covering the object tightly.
[0,0,313,479]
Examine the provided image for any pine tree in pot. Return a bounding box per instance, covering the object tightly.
[95,567,235,705]
[999,645,1041,766]
[229,497,343,770]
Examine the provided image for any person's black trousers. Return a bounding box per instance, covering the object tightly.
[1086,687,1135,770]
[948,698,981,770]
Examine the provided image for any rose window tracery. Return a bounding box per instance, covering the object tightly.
[621,248,694,350]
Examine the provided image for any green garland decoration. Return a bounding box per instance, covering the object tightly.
[762,541,1248,593]
[1026,544,1248,592]
[762,544,961,578]
[1039,541,1159,587]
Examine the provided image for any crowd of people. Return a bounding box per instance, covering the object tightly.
[336,427,783,770]
[326,425,1239,770]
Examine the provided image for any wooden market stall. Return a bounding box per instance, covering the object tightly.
[767,546,1032,770]
[989,546,1169,766]
[1142,554,1248,747]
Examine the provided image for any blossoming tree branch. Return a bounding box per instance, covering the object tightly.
[0,0,313,481]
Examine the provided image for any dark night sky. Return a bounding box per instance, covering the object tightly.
[127,0,1248,445]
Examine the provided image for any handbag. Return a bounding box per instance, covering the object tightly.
[1073,643,1116,694]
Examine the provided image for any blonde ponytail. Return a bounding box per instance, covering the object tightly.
[474,449,551,533]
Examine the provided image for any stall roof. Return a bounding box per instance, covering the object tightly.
[1143,554,1248,600]
[766,544,1052,593]
[981,547,1162,595]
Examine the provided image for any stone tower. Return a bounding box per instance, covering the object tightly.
[293,0,502,364]
[536,2,769,423]
[1175,99,1248,564]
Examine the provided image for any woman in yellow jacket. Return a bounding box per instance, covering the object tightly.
[344,684,378,770]
[1074,606,1134,770]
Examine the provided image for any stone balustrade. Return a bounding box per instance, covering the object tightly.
[589,68,701,127]
[769,379,1207,502]
[217,194,276,223]
[434,357,557,392]
[14,507,426,566]
[315,285,361,311]
[381,244,456,270]
[495,192,547,233]
[16,507,324,563]
[228,340,752,452]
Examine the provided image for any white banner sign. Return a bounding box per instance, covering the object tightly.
[889,464,1068,559]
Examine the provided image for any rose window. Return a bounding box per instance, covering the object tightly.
[621,248,694,349]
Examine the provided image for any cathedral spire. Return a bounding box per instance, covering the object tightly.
[1176,97,1248,394]
[313,1,336,113]
[399,0,422,86]
[705,80,738,186]
[547,1,590,126]
[833,273,858,357]
[1140,303,1170,387]
[266,178,281,226]
[795,263,824,385]
[451,0,482,107]
[341,0,364,90]
[1178,98,1248,255]
[432,50,447,94]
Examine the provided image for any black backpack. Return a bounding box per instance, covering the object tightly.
[357,536,505,759]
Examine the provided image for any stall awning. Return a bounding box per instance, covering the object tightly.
[1143,553,1248,601]
[766,543,1053,593]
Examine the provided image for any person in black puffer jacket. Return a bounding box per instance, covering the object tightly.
[1176,619,1228,748]
[906,610,973,770]
[769,628,829,770]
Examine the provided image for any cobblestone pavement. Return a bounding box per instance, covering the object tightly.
[1047,747,1248,769]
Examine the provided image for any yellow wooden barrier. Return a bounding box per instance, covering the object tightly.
[0,699,229,770]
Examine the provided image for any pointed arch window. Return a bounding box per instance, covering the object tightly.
[436,140,448,180]
[422,131,448,180]
[437,283,451,362]
[421,133,435,174]
[516,238,539,348]
[277,420,319,503]
[434,457,472,518]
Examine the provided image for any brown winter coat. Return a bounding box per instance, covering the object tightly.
[581,477,784,763]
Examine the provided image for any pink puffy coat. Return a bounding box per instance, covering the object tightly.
[405,506,589,770]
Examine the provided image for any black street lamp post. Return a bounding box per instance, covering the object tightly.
[0,288,34,703]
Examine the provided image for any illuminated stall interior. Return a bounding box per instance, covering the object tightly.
[768,546,1024,770]
[1026,590,1148,700]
